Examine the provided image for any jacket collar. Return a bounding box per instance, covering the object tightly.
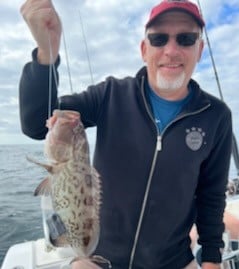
[136,66,211,114]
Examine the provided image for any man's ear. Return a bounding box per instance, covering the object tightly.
[197,39,204,62]
[140,40,147,62]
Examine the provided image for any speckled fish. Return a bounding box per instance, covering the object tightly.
[30,109,104,263]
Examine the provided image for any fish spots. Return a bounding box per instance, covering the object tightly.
[85,175,93,188]
[83,236,91,247]
[83,196,94,206]
[68,218,81,230]
[78,141,89,155]
[72,176,81,188]
[73,195,81,207]
[83,218,94,230]
[68,186,73,194]
[71,223,80,233]
[55,195,70,209]
[80,186,85,194]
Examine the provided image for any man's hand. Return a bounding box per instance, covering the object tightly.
[201,262,221,269]
[20,0,62,64]
[71,259,102,269]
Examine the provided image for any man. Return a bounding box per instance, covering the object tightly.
[20,0,232,268]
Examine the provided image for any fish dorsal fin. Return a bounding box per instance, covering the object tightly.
[34,177,51,196]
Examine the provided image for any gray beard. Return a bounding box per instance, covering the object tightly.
[156,71,186,92]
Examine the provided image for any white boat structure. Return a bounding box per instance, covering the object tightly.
[1,192,239,269]
[1,239,74,269]
[1,196,76,269]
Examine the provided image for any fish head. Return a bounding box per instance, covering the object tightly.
[44,109,83,162]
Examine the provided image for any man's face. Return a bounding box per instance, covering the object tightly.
[141,11,204,99]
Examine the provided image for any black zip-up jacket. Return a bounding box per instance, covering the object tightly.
[19,50,232,269]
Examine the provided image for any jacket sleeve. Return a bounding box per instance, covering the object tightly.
[196,107,232,263]
[19,48,60,139]
[19,49,107,139]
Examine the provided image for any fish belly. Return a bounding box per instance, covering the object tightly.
[52,165,101,257]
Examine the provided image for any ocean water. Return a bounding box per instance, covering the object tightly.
[0,144,46,266]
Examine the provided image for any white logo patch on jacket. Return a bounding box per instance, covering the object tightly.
[185,127,206,151]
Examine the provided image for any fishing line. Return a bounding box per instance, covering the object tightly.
[47,22,73,119]
[79,9,94,85]
[196,0,223,101]
[47,32,59,118]
[48,33,69,113]
[62,27,74,94]
[48,33,54,119]
[47,7,95,120]
[197,0,239,176]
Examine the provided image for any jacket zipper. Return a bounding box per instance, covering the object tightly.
[128,76,211,269]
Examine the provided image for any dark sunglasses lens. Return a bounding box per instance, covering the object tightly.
[148,33,168,47]
[147,32,199,47]
[177,33,199,46]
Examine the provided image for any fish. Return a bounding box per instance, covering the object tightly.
[28,109,110,266]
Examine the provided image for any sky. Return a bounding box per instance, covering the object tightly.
[0,0,239,175]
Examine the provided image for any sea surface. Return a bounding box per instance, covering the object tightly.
[0,144,46,266]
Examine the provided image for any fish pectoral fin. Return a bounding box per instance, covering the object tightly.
[26,156,54,173]
[34,177,51,196]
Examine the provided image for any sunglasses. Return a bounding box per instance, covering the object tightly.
[147,32,200,47]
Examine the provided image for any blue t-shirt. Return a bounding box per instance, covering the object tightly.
[147,83,192,133]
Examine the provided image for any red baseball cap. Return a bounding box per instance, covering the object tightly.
[146,0,205,28]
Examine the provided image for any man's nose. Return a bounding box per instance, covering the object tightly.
[163,37,181,56]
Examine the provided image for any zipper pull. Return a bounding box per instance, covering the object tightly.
[157,135,162,151]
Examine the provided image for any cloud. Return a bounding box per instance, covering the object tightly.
[0,0,238,153]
